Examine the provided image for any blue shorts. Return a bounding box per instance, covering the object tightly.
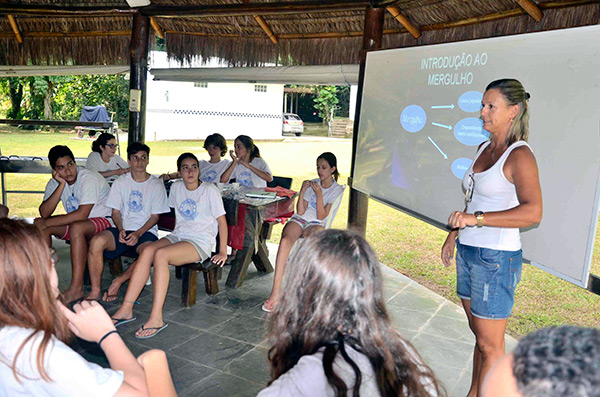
[456,240,522,320]
[103,227,158,260]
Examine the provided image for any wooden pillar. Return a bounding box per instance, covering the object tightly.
[128,13,150,144]
[348,6,384,236]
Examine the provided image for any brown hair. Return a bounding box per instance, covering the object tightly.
[0,219,71,382]
[266,229,443,396]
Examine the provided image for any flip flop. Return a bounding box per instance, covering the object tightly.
[112,317,137,327]
[135,323,169,339]
[261,300,275,313]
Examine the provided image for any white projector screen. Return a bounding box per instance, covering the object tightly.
[353,25,600,288]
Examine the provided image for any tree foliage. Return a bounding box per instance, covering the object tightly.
[313,85,338,126]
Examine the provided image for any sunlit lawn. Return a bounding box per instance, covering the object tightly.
[2,128,600,338]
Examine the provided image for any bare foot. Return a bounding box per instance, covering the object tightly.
[62,287,83,304]
[102,277,125,302]
[111,306,134,325]
[83,289,102,301]
[136,317,166,338]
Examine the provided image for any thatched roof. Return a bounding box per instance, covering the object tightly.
[0,0,598,66]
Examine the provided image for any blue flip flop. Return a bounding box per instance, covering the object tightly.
[135,323,169,339]
[112,317,137,327]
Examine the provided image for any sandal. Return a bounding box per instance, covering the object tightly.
[135,323,169,339]
[261,299,275,313]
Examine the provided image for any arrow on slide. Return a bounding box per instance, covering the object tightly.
[432,122,452,130]
[428,136,448,159]
[431,104,455,109]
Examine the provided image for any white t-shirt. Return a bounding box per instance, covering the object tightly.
[106,173,170,237]
[43,167,111,219]
[0,326,123,397]
[168,181,226,255]
[199,159,231,183]
[228,157,271,188]
[85,152,128,182]
[299,179,345,223]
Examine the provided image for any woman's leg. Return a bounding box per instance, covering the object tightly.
[472,316,508,396]
[136,350,176,397]
[265,221,304,306]
[303,224,324,237]
[461,299,481,397]
[136,241,200,338]
[112,238,172,321]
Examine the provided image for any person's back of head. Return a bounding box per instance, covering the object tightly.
[48,145,75,169]
[513,326,600,396]
[0,218,71,381]
[266,229,441,396]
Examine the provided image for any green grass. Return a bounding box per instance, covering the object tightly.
[3,129,600,338]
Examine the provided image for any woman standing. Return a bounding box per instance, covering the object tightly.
[86,132,129,181]
[259,229,441,396]
[441,78,542,396]
[220,135,272,187]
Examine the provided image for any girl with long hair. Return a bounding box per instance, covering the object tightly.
[260,229,442,396]
[86,132,129,181]
[0,218,175,396]
[262,152,344,313]
[220,134,272,187]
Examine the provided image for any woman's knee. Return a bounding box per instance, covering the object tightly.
[154,247,171,264]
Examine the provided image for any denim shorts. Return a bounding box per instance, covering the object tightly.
[456,240,523,320]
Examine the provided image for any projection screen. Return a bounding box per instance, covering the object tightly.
[353,25,600,288]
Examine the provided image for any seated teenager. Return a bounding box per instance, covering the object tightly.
[161,133,231,183]
[0,218,176,397]
[259,229,441,396]
[263,152,344,313]
[35,145,112,303]
[85,142,169,302]
[110,153,228,338]
[220,134,272,187]
[86,132,130,182]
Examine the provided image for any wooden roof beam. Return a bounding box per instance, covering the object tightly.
[6,15,22,43]
[386,6,420,38]
[513,0,543,22]
[150,16,164,38]
[242,0,278,44]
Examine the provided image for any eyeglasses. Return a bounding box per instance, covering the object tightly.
[105,144,119,149]
[465,173,475,203]
[50,248,58,265]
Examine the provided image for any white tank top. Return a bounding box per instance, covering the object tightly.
[458,140,532,251]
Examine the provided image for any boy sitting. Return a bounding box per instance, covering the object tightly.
[85,142,169,301]
[35,145,112,303]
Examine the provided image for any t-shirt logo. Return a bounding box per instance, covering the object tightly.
[202,170,218,182]
[309,194,318,209]
[239,171,253,187]
[65,194,79,213]
[128,190,143,212]
[178,198,198,221]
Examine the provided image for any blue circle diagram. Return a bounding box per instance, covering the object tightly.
[400,105,426,133]
[458,91,483,113]
[451,158,473,180]
[454,117,489,146]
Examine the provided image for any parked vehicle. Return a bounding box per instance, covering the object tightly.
[282,113,304,136]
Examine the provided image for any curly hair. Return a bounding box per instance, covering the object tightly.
[266,229,442,396]
[513,326,600,397]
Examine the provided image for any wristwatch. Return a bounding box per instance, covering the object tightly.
[474,211,484,227]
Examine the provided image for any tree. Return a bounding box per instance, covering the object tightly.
[313,85,338,126]
[7,78,23,119]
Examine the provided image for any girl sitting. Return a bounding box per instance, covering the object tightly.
[220,134,272,187]
[259,229,441,396]
[86,132,129,182]
[263,152,344,313]
[0,218,175,396]
[111,153,228,339]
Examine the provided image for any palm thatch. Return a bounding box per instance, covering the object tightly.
[0,0,597,66]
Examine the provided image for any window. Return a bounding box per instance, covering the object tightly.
[254,84,267,93]
[194,82,208,88]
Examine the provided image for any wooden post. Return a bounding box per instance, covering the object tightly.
[348,6,384,237]
[128,13,150,144]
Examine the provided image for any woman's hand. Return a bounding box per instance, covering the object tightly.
[448,211,477,229]
[229,150,239,164]
[310,181,322,196]
[300,180,311,192]
[119,168,130,175]
[58,300,116,343]
[211,252,228,267]
[441,233,457,267]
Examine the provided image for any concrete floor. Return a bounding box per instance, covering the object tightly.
[53,239,516,396]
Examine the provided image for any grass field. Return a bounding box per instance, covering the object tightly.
[2,127,600,338]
